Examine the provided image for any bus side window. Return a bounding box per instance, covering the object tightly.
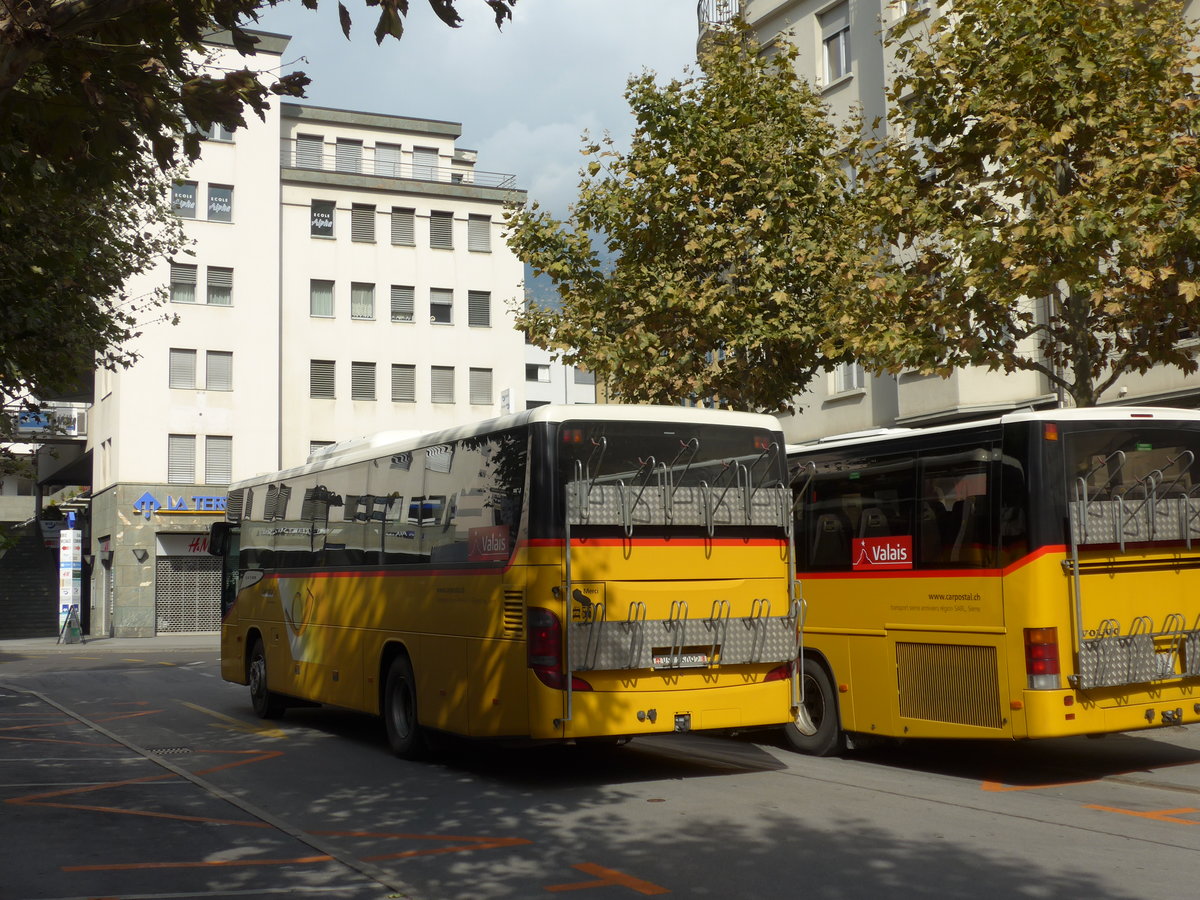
[919,452,993,568]
[803,455,914,570]
[998,459,1028,565]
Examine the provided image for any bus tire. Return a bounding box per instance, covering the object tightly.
[784,658,844,757]
[384,655,427,759]
[248,639,285,720]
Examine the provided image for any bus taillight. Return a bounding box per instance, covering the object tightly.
[764,660,794,682]
[1024,627,1061,690]
[527,607,592,691]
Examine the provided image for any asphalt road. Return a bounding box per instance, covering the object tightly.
[2,640,1200,900]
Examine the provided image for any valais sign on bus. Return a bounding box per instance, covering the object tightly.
[852,535,913,571]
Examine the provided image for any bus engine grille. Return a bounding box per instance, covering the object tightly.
[896,642,1003,729]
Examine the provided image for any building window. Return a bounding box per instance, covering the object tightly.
[429,210,453,249]
[430,288,453,324]
[310,360,336,398]
[834,361,866,393]
[167,434,196,484]
[296,133,323,168]
[311,200,335,238]
[169,349,197,389]
[351,361,376,400]
[821,3,852,83]
[206,351,233,391]
[574,367,596,385]
[351,203,375,242]
[310,280,334,318]
[376,142,402,176]
[391,207,415,245]
[206,266,233,306]
[351,282,375,320]
[309,440,334,457]
[205,436,232,485]
[413,146,438,180]
[335,138,363,173]
[467,215,492,252]
[469,368,493,405]
[390,285,415,323]
[203,122,234,142]
[391,364,416,402]
[467,290,491,327]
[171,181,197,218]
[526,364,551,383]
[207,184,233,222]
[170,263,197,304]
[431,366,455,403]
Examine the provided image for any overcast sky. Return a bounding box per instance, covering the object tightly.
[256,0,701,217]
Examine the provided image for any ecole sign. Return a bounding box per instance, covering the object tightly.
[133,491,227,521]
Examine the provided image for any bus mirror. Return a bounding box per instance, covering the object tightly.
[209,522,232,557]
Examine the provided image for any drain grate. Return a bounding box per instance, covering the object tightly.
[147,747,193,756]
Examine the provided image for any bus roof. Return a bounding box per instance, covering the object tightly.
[788,406,1200,455]
[231,404,783,489]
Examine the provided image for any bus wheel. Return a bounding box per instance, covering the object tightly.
[384,655,427,759]
[784,659,844,757]
[248,640,285,719]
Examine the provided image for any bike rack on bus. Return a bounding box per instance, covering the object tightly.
[1066,449,1200,690]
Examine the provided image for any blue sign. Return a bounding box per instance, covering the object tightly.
[133,492,226,520]
[16,411,51,433]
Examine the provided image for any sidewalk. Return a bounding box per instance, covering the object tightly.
[0,632,220,654]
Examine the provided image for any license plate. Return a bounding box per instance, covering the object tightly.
[652,652,711,668]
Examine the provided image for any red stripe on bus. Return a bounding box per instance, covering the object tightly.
[526,537,786,549]
[797,544,1067,581]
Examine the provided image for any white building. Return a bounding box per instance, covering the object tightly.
[86,31,527,637]
[698,1,1200,443]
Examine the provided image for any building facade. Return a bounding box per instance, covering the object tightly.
[86,31,527,637]
[699,1,1200,443]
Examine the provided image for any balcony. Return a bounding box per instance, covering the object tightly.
[279,141,518,190]
[697,0,742,32]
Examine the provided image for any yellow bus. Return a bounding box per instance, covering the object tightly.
[785,407,1200,755]
[210,405,801,757]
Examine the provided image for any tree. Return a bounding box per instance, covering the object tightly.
[842,0,1200,408]
[505,27,864,411]
[0,0,517,404]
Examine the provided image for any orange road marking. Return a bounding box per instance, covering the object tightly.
[981,778,1097,792]
[1086,804,1200,825]
[315,831,531,861]
[545,863,670,895]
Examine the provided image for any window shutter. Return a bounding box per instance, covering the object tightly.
[467,290,491,327]
[469,368,493,405]
[351,283,375,319]
[310,280,334,317]
[169,349,197,389]
[391,364,416,402]
[413,146,438,180]
[376,142,402,176]
[351,204,375,242]
[205,436,232,486]
[467,215,492,252]
[206,267,233,306]
[310,359,335,398]
[390,285,415,322]
[335,138,362,173]
[296,134,323,168]
[391,207,415,245]
[429,210,453,249]
[351,361,376,400]
[431,366,455,403]
[168,434,196,484]
[206,351,233,391]
[170,263,197,304]
[430,288,453,324]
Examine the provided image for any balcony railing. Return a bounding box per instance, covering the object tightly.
[279,141,518,190]
[697,0,742,31]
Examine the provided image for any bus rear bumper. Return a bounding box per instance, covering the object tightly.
[527,678,794,741]
[1020,686,1200,738]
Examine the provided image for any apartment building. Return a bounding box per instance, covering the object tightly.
[86,31,527,637]
[698,1,1200,442]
